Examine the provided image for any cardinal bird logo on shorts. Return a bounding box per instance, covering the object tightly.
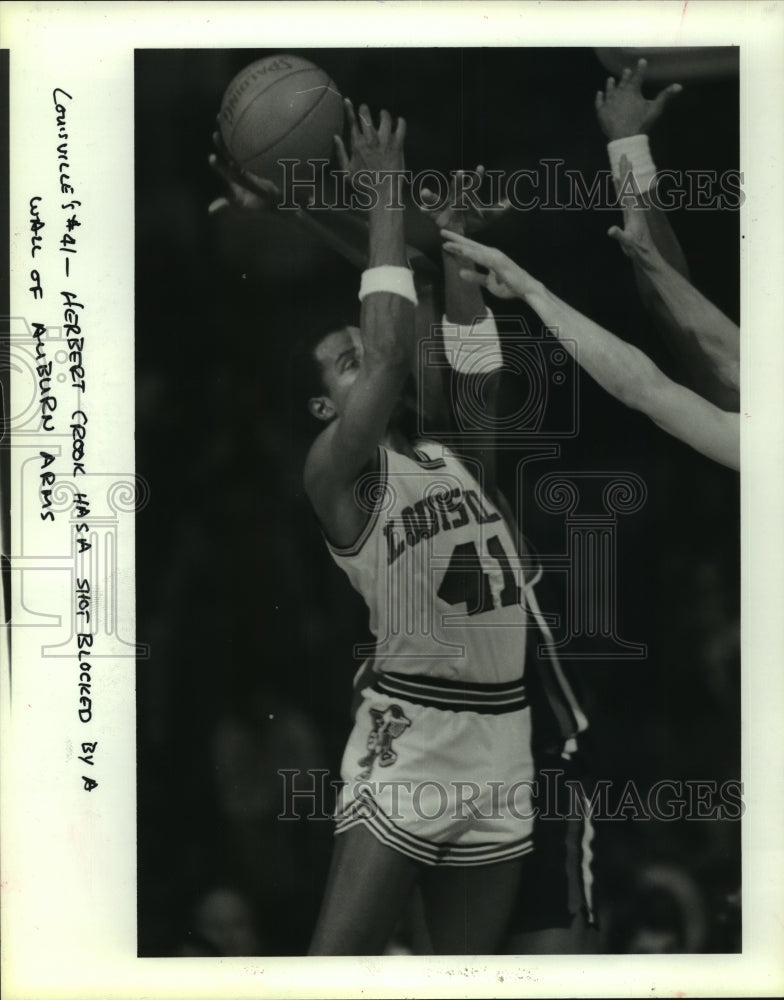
[356,704,411,779]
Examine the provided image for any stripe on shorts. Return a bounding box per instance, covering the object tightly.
[370,671,528,714]
[336,792,534,867]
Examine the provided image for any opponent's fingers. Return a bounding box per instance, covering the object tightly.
[616,154,635,204]
[442,240,493,270]
[457,267,489,287]
[651,82,683,114]
[472,197,512,226]
[334,134,350,172]
[630,57,648,88]
[619,66,633,87]
[208,151,227,177]
[211,134,250,186]
[393,115,406,147]
[607,225,637,251]
[440,229,493,259]
[377,108,392,142]
[449,169,464,201]
[208,152,240,190]
[616,173,639,212]
[441,242,471,262]
[208,196,231,215]
[357,103,376,139]
[607,226,637,258]
[595,90,605,110]
[440,227,473,245]
[419,187,442,209]
[605,76,616,94]
[247,173,281,201]
[343,98,360,143]
[212,131,234,163]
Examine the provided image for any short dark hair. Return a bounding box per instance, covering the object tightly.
[287,317,357,434]
[289,327,329,405]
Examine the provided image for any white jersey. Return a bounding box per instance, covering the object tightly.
[327,440,530,685]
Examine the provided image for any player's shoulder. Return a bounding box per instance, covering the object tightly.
[411,436,455,467]
[304,422,384,500]
[302,422,335,498]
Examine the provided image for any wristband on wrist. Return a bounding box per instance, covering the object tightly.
[358,266,418,306]
[607,134,657,193]
[443,307,504,374]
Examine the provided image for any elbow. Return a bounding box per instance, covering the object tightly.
[363,342,411,374]
[620,356,670,414]
[716,359,740,397]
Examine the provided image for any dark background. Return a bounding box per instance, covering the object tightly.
[135,47,740,955]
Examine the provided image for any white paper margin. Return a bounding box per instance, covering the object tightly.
[2,2,783,998]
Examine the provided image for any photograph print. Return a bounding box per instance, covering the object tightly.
[134,44,742,958]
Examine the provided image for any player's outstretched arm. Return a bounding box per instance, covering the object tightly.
[418,167,513,495]
[441,230,739,471]
[597,61,739,410]
[610,155,740,405]
[420,166,511,324]
[596,58,687,278]
[305,103,416,532]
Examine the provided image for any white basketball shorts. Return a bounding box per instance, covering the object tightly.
[335,671,535,866]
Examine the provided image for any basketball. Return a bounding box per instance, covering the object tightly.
[219,54,344,188]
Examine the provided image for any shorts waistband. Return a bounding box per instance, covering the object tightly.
[370,671,528,714]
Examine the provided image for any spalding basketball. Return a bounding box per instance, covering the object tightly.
[219,54,344,188]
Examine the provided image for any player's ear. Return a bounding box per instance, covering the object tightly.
[308,395,336,423]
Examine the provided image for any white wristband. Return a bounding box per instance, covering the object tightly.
[443,307,504,374]
[358,266,418,306]
[607,134,657,193]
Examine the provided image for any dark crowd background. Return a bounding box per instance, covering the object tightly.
[135,47,740,956]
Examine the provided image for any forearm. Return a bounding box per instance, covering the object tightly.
[517,278,737,470]
[607,135,689,279]
[633,245,740,397]
[361,200,414,366]
[412,280,452,432]
[606,135,738,404]
[443,249,486,325]
[523,282,666,414]
[643,201,689,277]
[444,256,503,492]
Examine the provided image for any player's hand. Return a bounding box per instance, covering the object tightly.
[595,58,682,140]
[440,230,542,300]
[333,99,406,184]
[208,128,283,215]
[419,165,511,236]
[607,154,660,260]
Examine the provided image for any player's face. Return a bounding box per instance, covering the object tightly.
[309,326,363,422]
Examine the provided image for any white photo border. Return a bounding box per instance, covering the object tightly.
[3,2,783,998]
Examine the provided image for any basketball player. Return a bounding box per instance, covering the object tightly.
[285,99,544,956]
[595,57,739,410]
[607,168,739,400]
[210,99,597,955]
[414,176,597,956]
[439,224,739,470]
